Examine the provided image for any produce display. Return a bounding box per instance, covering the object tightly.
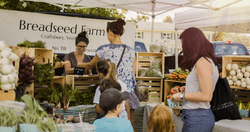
[225,63,250,89]
[165,68,190,81]
[18,53,36,86]
[167,86,186,99]
[17,40,46,48]
[0,41,19,91]
[138,58,162,77]
[34,63,54,88]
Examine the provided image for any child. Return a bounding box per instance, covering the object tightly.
[93,59,130,120]
[93,88,134,132]
[147,104,176,132]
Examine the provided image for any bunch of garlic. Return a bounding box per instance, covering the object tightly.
[0,41,19,91]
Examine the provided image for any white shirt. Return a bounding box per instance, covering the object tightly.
[93,80,128,120]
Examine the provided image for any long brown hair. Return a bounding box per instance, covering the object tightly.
[107,18,126,36]
[180,27,217,70]
[147,104,175,132]
[96,59,117,81]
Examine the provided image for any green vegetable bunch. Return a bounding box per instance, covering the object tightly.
[17,40,46,48]
[0,108,17,127]
[34,63,54,88]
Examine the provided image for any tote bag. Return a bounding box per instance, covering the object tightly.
[210,77,242,122]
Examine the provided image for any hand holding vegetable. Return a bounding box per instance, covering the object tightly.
[77,62,85,68]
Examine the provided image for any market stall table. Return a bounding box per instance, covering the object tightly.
[143,103,250,132]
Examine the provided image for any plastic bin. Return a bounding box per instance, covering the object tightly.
[0,100,26,110]
[167,99,180,108]
[239,110,249,118]
[19,124,40,132]
[0,126,16,132]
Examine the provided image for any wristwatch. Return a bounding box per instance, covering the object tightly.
[179,93,184,99]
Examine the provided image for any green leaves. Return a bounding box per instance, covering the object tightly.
[34,63,54,88]
[17,40,46,48]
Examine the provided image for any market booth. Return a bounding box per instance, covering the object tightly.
[1,0,249,131]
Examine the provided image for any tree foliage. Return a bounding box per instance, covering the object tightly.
[0,0,126,19]
[163,16,172,23]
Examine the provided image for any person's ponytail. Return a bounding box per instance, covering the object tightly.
[104,62,117,81]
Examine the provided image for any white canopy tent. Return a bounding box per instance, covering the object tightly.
[174,5,250,68]
[22,0,243,41]
[175,6,250,33]
[21,0,243,69]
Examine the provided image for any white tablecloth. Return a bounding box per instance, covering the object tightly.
[142,103,250,132]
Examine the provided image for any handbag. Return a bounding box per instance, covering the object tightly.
[210,77,242,122]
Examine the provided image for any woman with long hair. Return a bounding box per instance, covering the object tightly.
[171,27,219,132]
[78,18,139,131]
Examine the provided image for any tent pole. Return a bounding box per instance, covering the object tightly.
[175,30,178,69]
[151,15,155,42]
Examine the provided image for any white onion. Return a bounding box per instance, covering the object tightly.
[226,63,232,71]
[236,69,241,74]
[228,80,233,86]
[1,58,10,65]
[241,67,246,73]
[1,83,12,90]
[1,75,9,83]
[2,64,13,75]
[0,41,6,51]
[10,53,19,61]
[236,81,241,86]
[7,74,15,83]
[230,70,236,76]
[244,72,250,78]
[232,64,239,70]
[232,76,238,82]
[241,81,247,88]
[1,48,11,58]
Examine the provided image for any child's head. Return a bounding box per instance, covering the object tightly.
[147,104,175,132]
[99,88,129,114]
[96,59,117,80]
[99,79,121,93]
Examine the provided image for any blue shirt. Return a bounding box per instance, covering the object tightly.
[93,117,134,132]
[96,43,136,92]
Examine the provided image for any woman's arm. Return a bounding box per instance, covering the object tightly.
[125,100,130,120]
[64,60,74,74]
[95,104,102,114]
[77,54,100,69]
[172,58,214,102]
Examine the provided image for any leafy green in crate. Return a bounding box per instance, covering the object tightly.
[34,63,54,88]
[17,40,46,48]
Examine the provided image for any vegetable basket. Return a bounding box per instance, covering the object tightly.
[167,99,180,108]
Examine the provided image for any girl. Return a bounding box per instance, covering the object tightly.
[171,27,219,132]
[93,59,130,120]
[147,104,175,132]
[78,18,139,131]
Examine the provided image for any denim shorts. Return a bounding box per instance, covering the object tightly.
[182,108,215,132]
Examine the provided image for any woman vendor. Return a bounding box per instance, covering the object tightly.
[62,31,92,75]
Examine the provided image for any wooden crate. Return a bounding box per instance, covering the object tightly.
[136,52,165,78]
[136,77,163,103]
[66,75,100,90]
[222,55,250,78]
[9,46,53,97]
[164,80,186,104]
[34,76,66,93]
[222,55,250,102]
[0,90,15,101]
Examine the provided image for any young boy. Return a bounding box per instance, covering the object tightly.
[93,79,130,120]
[93,88,134,132]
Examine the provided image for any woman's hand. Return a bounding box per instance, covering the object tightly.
[77,62,85,68]
[171,93,182,104]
